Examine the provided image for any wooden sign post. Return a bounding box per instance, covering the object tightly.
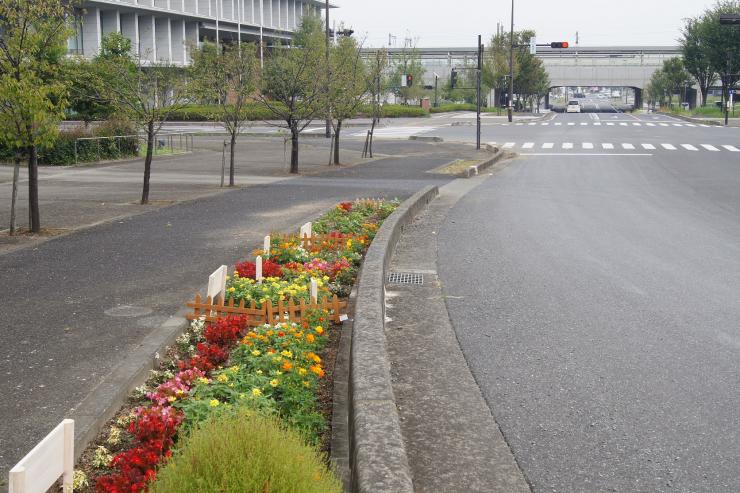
[207,265,228,303]
[256,256,263,284]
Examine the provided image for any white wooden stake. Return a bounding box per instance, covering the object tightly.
[300,222,312,245]
[263,235,271,258]
[62,419,74,493]
[256,255,263,284]
[310,277,318,303]
[207,265,228,302]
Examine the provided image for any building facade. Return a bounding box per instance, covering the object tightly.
[70,0,327,65]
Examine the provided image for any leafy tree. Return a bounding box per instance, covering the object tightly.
[327,36,372,165]
[0,0,74,234]
[443,62,478,103]
[660,58,693,108]
[95,34,190,204]
[681,16,717,107]
[388,45,426,105]
[701,1,740,109]
[190,42,259,185]
[258,17,327,174]
[483,31,516,108]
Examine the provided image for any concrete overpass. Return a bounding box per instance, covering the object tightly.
[364,45,684,108]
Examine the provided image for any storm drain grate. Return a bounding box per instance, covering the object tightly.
[387,272,424,285]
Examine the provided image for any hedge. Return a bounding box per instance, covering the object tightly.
[167,102,289,122]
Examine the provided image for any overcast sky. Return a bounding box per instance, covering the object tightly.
[330,0,719,48]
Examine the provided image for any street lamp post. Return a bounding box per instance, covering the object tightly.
[325,0,331,138]
[508,0,514,122]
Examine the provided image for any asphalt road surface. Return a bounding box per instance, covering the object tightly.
[437,112,740,491]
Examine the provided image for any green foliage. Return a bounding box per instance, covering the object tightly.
[388,46,426,104]
[149,410,342,493]
[681,16,717,106]
[328,36,370,123]
[355,104,428,118]
[431,103,478,113]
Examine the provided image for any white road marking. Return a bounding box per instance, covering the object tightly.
[699,124,710,127]
[661,143,677,150]
[722,145,739,152]
[516,123,524,126]
[672,123,683,127]
[529,122,537,126]
[622,143,635,150]
[350,126,438,138]
[646,123,656,126]
[594,122,602,126]
[681,144,698,151]
[642,143,656,150]
[686,124,696,127]
[659,123,669,127]
[602,143,614,149]
[568,122,575,126]
[555,122,562,126]
[632,123,642,126]
[520,153,652,157]
[503,142,516,149]
[563,142,573,149]
[580,122,588,126]
[701,144,719,151]
[522,142,534,149]
[542,142,554,149]
[541,122,550,126]
[582,142,594,149]
[607,122,615,126]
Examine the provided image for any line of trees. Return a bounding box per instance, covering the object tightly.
[651,0,740,108]
[1,0,383,234]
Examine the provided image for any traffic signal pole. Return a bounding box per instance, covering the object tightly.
[325,0,331,138]
[508,0,514,122]
[477,35,482,150]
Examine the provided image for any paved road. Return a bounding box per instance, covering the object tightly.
[437,112,740,491]
[0,140,472,480]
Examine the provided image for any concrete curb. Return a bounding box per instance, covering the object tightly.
[69,309,190,462]
[656,111,723,126]
[408,135,444,142]
[350,185,439,493]
[457,145,504,178]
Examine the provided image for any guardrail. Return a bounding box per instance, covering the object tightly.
[73,133,195,165]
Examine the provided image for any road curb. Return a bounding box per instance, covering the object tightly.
[349,185,439,493]
[457,145,504,178]
[68,309,190,463]
[656,111,723,126]
[409,135,444,142]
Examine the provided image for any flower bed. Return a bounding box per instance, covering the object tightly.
[73,198,399,492]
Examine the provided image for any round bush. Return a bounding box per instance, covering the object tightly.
[149,409,342,493]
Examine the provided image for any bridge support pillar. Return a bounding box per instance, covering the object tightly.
[545,92,550,109]
[634,88,643,111]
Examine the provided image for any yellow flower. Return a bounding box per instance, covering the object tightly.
[281,350,293,358]
[167,396,177,403]
[298,368,308,376]
[198,377,210,385]
[209,399,220,407]
[252,388,262,397]
[315,326,324,335]
[228,287,236,293]
[270,379,279,387]
[275,370,283,376]
[216,374,228,383]
[303,380,312,388]
[256,370,263,375]
[251,350,262,357]
[228,365,240,374]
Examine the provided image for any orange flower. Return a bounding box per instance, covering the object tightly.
[282,360,293,371]
[314,326,324,335]
[310,364,325,378]
[306,334,315,344]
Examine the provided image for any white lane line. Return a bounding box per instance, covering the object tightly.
[722,145,739,152]
[699,124,710,127]
[520,153,653,157]
[503,142,516,149]
[582,142,594,149]
[660,123,669,127]
[620,122,628,126]
[686,124,696,127]
[673,123,683,127]
[563,142,574,149]
[594,122,602,126]
[542,142,554,149]
[529,122,537,126]
[622,143,635,150]
[602,143,614,149]
[606,122,615,126]
[555,122,562,126]
[516,123,524,126]
[646,123,656,127]
[522,142,534,149]
[568,122,575,126]
[661,143,677,150]
[701,144,719,151]
[632,123,642,126]
[541,122,550,126]
[681,144,699,151]
[580,122,588,126]
[642,143,656,150]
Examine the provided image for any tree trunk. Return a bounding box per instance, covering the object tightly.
[9,154,21,235]
[290,127,299,174]
[28,145,40,233]
[229,132,237,186]
[141,120,154,205]
[333,120,341,165]
[700,84,708,108]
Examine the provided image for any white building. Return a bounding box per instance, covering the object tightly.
[69,0,329,65]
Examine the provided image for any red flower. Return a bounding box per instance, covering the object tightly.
[235,259,284,279]
[339,202,353,212]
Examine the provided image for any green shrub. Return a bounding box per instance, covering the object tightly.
[167,102,290,121]
[430,103,477,113]
[149,409,342,493]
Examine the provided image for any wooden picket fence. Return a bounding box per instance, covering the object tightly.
[272,232,356,250]
[186,293,348,326]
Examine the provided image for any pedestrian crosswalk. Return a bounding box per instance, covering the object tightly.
[491,121,721,128]
[349,126,438,138]
[490,141,740,153]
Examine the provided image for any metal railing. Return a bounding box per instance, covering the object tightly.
[73,133,195,165]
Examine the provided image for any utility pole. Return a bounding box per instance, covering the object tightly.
[477,35,482,149]
[325,0,331,138]
[434,73,439,108]
[508,0,514,122]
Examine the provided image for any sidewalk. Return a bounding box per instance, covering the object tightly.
[0,136,366,254]
[384,172,531,492]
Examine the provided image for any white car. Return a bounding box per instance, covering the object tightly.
[566,100,581,113]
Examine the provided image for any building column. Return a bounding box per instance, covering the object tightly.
[138,15,156,62]
[185,21,199,63]
[155,17,172,62]
[82,6,101,57]
[101,10,121,37]
[120,12,139,56]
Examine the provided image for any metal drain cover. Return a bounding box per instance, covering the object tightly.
[387,272,424,285]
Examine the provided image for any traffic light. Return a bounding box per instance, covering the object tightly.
[550,42,569,48]
[450,69,458,89]
[406,74,414,87]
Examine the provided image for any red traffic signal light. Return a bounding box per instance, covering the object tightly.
[550,42,569,48]
[406,74,414,87]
